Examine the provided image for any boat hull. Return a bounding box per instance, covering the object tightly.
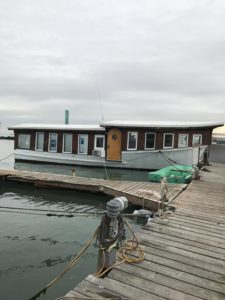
[14,146,207,170]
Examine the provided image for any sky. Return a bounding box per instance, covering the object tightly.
[0,0,225,134]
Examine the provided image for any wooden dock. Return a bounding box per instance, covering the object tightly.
[64,163,225,300]
[0,169,186,210]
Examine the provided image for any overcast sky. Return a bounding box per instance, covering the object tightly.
[0,0,225,133]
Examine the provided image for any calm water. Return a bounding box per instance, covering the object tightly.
[0,140,140,300]
[0,140,224,300]
[0,181,111,300]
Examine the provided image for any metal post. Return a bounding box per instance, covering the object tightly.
[97,197,127,275]
[65,110,69,125]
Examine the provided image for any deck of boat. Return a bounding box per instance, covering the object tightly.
[64,163,225,300]
[0,169,186,210]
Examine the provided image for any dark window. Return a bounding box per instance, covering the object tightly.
[145,133,155,149]
[127,132,138,150]
[164,133,174,148]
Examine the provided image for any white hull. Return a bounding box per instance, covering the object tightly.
[14,146,207,170]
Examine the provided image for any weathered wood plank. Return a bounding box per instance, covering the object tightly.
[109,268,202,300]
[142,243,225,277]
[86,274,165,300]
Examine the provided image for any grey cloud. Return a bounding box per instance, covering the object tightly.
[0,0,225,131]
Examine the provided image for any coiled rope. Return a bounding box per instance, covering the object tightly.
[27,218,144,300]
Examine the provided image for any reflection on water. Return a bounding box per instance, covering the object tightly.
[0,181,138,300]
[14,161,149,181]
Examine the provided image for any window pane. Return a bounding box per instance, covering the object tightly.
[145,133,155,149]
[164,134,173,148]
[63,134,72,153]
[78,135,88,154]
[193,135,202,146]
[128,132,137,149]
[36,133,44,150]
[96,137,104,148]
[178,134,188,148]
[49,133,58,151]
[18,134,30,149]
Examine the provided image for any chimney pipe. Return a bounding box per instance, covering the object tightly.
[65,110,69,124]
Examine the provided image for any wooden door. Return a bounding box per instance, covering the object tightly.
[107,128,122,161]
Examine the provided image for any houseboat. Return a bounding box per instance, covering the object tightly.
[8,121,223,170]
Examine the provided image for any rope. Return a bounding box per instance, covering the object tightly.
[96,219,144,278]
[0,153,14,162]
[28,227,99,300]
[159,151,193,170]
[0,206,153,218]
[27,216,144,299]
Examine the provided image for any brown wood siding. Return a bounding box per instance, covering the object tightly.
[115,127,214,151]
[88,134,94,155]
[57,132,63,153]
[72,133,78,154]
[43,132,49,151]
[13,128,213,154]
[30,132,35,150]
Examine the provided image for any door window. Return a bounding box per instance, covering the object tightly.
[78,134,88,154]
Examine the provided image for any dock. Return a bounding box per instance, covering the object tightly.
[0,169,186,210]
[64,163,225,300]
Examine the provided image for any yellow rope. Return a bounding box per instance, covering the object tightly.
[28,227,99,300]
[96,219,144,278]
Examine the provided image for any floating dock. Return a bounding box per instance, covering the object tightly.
[0,169,186,210]
[64,163,225,300]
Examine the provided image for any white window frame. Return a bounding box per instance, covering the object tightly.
[63,133,72,153]
[127,131,138,150]
[48,133,58,152]
[178,133,189,148]
[78,134,88,155]
[145,132,156,150]
[18,134,31,149]
[35,132,44,151]
[163,133,174,149]
[94,134,105,149]
[192,134,202,146]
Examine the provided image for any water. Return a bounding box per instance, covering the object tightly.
[0,139,224,300]
[0,140,141,300]
[0,182,111,300]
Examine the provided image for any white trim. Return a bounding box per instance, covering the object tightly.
[48,133,58,152]
[94,134,105,149]
[35,132,44,151]
[145,132,156,150]
[127,131,138,150]
[163,133,174,149]
[78,134,88,155]
[192,134,202,146]
[62,133,72,153]
[178,133,189,148]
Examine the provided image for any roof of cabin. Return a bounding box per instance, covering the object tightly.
[100,120,224,129]
[8,124,105,131]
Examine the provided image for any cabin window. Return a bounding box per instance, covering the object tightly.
[63,133,72,153]
[18,134,30,149]
[48,133,58,152]
[163,133,174,148]
[35,132,44,151]
[127,132,138,150]
[78,134,88,154]
[193,134,202,146]
[145,133,156,149]
[178,134,188,148]
[94,135,105,149]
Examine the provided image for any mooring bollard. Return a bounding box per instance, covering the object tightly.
[97,197,128,275]
[72,168,76,177]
